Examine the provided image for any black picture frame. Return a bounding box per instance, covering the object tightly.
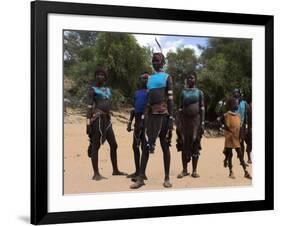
[31,0,274,224]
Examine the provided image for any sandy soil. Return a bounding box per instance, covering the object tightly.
[63,111,252,194]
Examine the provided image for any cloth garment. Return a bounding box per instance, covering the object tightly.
[224,111,241,148]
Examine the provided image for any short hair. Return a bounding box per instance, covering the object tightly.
[226,97,238,111]
[232,88,241,95]
[184,71,197,81]
[95,66,108,80]
[152,52,165,66]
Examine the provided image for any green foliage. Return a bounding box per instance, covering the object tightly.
[64,31,152,109]
[94,33,152,97]
[64,31,252,118]
[198,38,252,120]
[111,89,126,110]
[64,31,98,69]
[166,48,198,107]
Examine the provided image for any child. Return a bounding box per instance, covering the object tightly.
[245,101,252,164]
[222,97,252,179]
[126,73,149,182]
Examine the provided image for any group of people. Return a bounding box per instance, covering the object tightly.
[85,51,252,189]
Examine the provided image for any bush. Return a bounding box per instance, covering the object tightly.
[111,89,126,110]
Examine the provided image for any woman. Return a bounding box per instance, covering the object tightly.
[86,66,127,180]
[176,71,205,179]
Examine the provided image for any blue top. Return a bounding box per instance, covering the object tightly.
[92,86,112,100]
[146,72,169,90]
[134,89,147,113]
[236,100,246,127]
[181,88,202,106]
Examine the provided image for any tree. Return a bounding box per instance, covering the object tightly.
[198,38,252,120]
[94,32,152,98]
[63,30,98,70]
[64,31,153,108]
[166,47,198,107]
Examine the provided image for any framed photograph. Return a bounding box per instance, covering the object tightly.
[31,0,274,224]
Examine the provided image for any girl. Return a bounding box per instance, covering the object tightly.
[86,66,127,180]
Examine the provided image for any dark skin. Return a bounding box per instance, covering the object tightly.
[246,102,252,163]
[152,54,174,129]
[233,90,249,128]
[233,91,249,165]
[86,72,105,135]
[86,72,106,180]
[186,74,195,88]
[152,54,163,72]
[127,76,148,132]
[222,99,238,168]
[126,76,149,180]
[126,111,148,181]
[131,54,173,189]
[177,74,205,179]
[185,74,205,130]
[233,90,240,99]
[87,72,127,180]
[153,55,173,187]
[127,110,134,132]
[223,100,251,179]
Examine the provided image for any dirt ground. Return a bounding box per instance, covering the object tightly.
[63,111,252,194]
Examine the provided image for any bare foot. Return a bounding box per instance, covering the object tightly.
[127,172,138,178]
[131,174,148,182]
[191,172,200,178]
[149,146,155,154]
[130,178,145,189]
[163,179,172,188]
[244,172,252,179]
[112,171,128,176]
[241,162,249,167]
[92,174,107,181]
[229,172,235,179]
[177,171,190,179]
[223,159,228,168]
